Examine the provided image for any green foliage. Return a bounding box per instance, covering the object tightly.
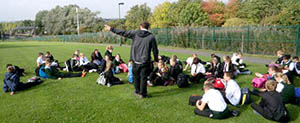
[237,0,284,24]
[149,2,174,28]
[125,3,151,30]
[178,2,210,26]
[223,18,253,27]
[276,1,300,26]
[35,5,104,35]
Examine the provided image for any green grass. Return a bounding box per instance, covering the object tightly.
[0,41,299,123]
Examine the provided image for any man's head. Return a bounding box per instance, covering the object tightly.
[140,21,150,30]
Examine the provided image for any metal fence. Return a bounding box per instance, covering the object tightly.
[12,25,300,56]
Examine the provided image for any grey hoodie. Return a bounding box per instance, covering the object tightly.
[111,28,159,64]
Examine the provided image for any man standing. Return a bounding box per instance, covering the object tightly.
[104,22,159,99]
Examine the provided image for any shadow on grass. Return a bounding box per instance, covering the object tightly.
[150,83,204,98]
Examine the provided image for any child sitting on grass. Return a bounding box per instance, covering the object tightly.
[3,66,42,96]
[105,45,114,60]
[113,54,128,73]
[189,83,236,119]
[222,72,241,106]
[44,58,86,79]
[79,53,98,73]
[219,56,236,78]
[206,57,221,78]
[148,61,172,86]
[184,53,198,71]
[274,72,295,104]
[251,80,289,122]
[231,52,251,75]
[189,58,206,83]
[35,52,45,76]
[169,58,183,81]
[103,57,123,87]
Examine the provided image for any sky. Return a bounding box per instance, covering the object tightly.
[0,0,228,22]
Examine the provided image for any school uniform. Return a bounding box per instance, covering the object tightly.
[46,55,55,62]
[218,62,236,78]
[276,81,295,104]
[149,67,172,86]
[251,91,289,122]
[91,52,103,66]
[275,56,284,64]
[80,57,97,71]
[224,79,241,106]
[104,69,123,86]
[160,55,170,64]
[169,63,183,80]
[35,57,45,76]
[3,72,41,92]
[44,66,81,79]
[190,63,206,83]
[207,62,221,77]
[194,89,232,119]
[105,50,114,60]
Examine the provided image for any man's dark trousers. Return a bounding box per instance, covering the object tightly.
[133,63,151,97]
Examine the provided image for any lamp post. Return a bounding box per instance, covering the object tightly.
[118,2,124,46]
[76,7,80,36]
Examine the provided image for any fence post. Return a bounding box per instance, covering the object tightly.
[188,27,191,47]
[166,28,169,45]
[246,26,250,54]
[296,25,300,56]
[212,26,216,42]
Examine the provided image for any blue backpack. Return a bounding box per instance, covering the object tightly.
[39,65,48,79]
[295,88,300,105]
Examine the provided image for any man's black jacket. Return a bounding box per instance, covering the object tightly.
[111,28,159,64]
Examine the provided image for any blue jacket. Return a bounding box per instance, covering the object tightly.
[3,72,20,92]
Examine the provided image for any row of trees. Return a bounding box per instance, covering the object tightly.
[1,0,300,35]
[121,0,300,29]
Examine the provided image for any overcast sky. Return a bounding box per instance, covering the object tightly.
[0,0,228,22]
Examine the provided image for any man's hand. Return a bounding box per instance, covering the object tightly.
[104,25,111,31]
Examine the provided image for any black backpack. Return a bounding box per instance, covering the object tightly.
[177,73,189,88]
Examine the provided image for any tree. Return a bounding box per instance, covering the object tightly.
[149,1,174,28]
[224,0,239,19]
[125,3,151,30]
[202,0,225,26]
[35,10,48,35]
[35,4,103,35]
[178,2,210,26]
[237,0,284,24]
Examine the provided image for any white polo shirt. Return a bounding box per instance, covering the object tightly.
[37,57,44,65]
[225,79,241,106]
[80,57,90,66]
[201,89,227,112]
[191,63,206,75]
[186,57,194,66]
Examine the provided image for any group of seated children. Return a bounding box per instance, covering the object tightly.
[189,72,241,119]
[35,45,127,87]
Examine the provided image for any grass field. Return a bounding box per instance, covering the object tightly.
[0,41,299,123]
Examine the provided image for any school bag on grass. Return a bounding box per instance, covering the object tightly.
[213,78,226,90]
[295,88,300,105]
[96,72,107,86]
[251,77,266,88]
[240,88,251,105]
[177,73,189,88]
[39,66,48,79]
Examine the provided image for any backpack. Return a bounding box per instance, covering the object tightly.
[213,78,226,90]
[252,77,266,88]
[27,77,43,83]
[240,88,251,105]
[177,73,189,88]
[39,66,48,79]
[96,72,107,86]
[295,88,300,105]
